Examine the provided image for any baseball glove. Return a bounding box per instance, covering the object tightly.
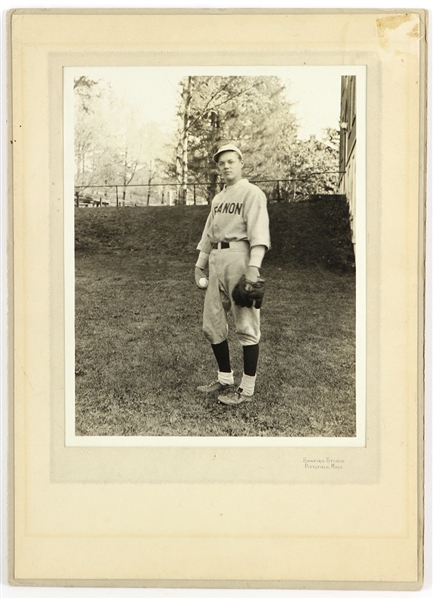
[232,275,266,309]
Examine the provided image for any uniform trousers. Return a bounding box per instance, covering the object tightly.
[203,242,260,347]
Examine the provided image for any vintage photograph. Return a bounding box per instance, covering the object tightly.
[10,10,424,587]
[66,66,364,441]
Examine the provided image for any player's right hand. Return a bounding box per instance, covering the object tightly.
[195,266,207,289]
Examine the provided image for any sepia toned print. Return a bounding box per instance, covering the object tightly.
[69,67,364,442]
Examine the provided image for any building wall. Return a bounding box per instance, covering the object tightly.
[342,147,356,246]
[338,75,356,251]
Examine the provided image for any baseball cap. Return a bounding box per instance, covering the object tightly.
[213,143,243,163]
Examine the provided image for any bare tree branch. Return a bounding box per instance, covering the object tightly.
[184,78,260,134]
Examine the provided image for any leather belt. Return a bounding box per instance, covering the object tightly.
[212,241,230,249]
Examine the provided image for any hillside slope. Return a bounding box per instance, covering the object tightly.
[75,196,355,272]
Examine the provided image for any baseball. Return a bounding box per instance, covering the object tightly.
[199,277,208,289]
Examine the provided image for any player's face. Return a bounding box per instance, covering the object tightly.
[217,152,243,186]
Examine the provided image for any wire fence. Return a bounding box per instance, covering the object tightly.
[74,172,343,208]
[75,182,212,208]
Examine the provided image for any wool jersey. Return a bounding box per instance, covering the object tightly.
[197,178,271,254]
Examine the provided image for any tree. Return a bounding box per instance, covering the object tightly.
[175,76,193,203]
[172,76,298,203]
[282,128,340,201]
[74,78,170,205]
[74,76,101,112]
[74,76,105,191]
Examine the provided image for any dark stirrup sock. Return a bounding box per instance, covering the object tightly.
[211,340,231,373]
[243,343,259,377]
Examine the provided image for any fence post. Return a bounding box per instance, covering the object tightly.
[277,180,281,202]
[193,184,196,205]
[116,186,119,207]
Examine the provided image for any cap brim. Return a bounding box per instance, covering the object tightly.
[213,149,242,163]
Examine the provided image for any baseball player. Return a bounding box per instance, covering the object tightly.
[194,143,271,405]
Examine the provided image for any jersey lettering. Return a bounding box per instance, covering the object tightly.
[214,202,242,215]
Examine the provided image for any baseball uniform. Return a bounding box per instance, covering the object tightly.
[195,144,271,404]
[196,178,271,345]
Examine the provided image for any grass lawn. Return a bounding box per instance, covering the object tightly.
[75,201,356,437]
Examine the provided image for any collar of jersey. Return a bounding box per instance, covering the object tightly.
[223,178,248,191]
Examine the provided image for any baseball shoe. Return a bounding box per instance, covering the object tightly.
[218,388,254,405]
[196,381,234,394]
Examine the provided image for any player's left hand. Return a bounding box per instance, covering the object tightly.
[232,274,266,309]
[245,266,260,283]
